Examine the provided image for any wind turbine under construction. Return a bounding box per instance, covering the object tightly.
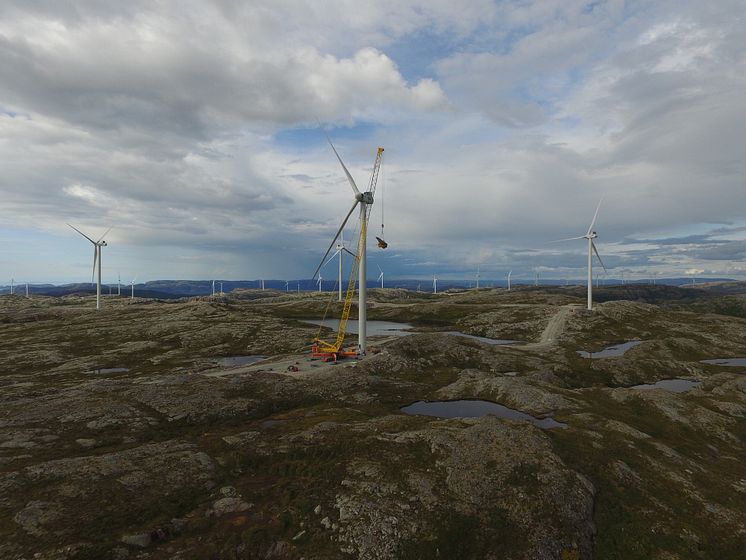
[312,135,384,356]
[68,224,111,310]
[552,199,607,311]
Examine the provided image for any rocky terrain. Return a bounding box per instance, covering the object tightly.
[1,286,745,559]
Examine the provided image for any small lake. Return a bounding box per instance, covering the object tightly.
[85,367,130,375]
[444,332,519,345]
[304,319,414,336]
[214,355,267,367]
[701,358,746,367]
[400,399,565,429]
[577,340,642,359]
[631,379,701,393]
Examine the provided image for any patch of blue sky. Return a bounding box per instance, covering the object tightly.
[273,121,378,150]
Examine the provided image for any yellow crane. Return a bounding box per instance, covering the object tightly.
[312,147,384,361]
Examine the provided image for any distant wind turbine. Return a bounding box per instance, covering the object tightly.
[507,270,512,291]
[551,199,607,311]
[317,275,323,292]
[130,277,137,300]
[322,232,355,302]
[286,280,290,292]
[68,224,111,310]
[433,274,438,294]
[377,264,384,289]
[476,264,480,290]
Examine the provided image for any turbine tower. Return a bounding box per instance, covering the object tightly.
[130,277,136,300]
[476,264,480,290]
[317,275,323,292]
[312,136,384,355]
[68,224,111,310]
[507,270,512,291]
[552,199,607,311]
[433,274,438,294]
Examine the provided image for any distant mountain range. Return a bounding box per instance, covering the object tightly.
[0,278,740,298]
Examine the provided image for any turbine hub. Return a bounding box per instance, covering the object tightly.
[361,192,374,204]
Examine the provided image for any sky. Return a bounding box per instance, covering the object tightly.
[1,0,745,284]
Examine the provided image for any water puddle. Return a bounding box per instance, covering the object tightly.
[577,340,642,359]
[85,367,130,375]
[631,379,701,393]
[214,356,267,367]
[304,319,413,337]
[701,358,746,367]
[444,332,519,345]
[400,399,565,429]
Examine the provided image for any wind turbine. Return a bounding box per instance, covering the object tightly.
[475,264,480,290]
[68,224,111,310]
[261,279,265,291]
[322,231,355,302]
[552,199,607,311]
[507,270,512,291]
[285,280,289,292]
[130,277,137,300]
[377,264,384,289]
[211,280,215,296]
[117,273,121,296]
[433,274,438,294]
[10,278,14,295]
[25,283,29,297]
[317,275,323,292]
[312,135,384,355]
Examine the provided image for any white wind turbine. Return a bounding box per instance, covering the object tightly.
[68,224,111,310]
[507,270,512,291]
[322,231,355,302]
[432,274,438,294]
[552,199,607,311]
[377,264,384,289]
[130,277,137,300]
[317,275,323,293]
[475,264,480,290]
[312,136,384,355]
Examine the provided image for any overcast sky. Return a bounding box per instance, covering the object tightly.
[1,0,745,283]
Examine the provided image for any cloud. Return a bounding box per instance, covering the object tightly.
[1,1,745,281]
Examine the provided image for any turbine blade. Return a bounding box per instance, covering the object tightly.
[549,236,586,243]
[312,200,360,279]
[591,241,607,272]
[342,247,356,257]
[322,249,342,268]
[68,223,95,244]
[97,226,113,243]
[376,264,383,274]
[325,134,361,196]
[586,198,603,236]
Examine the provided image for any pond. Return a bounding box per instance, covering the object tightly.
[304,319,414,336]
[214,355,267,367]
[400,399,566,429]
[443,332,519,345]
[701,358,746,367]
[577,340,643,359]
[631,379,701,393]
